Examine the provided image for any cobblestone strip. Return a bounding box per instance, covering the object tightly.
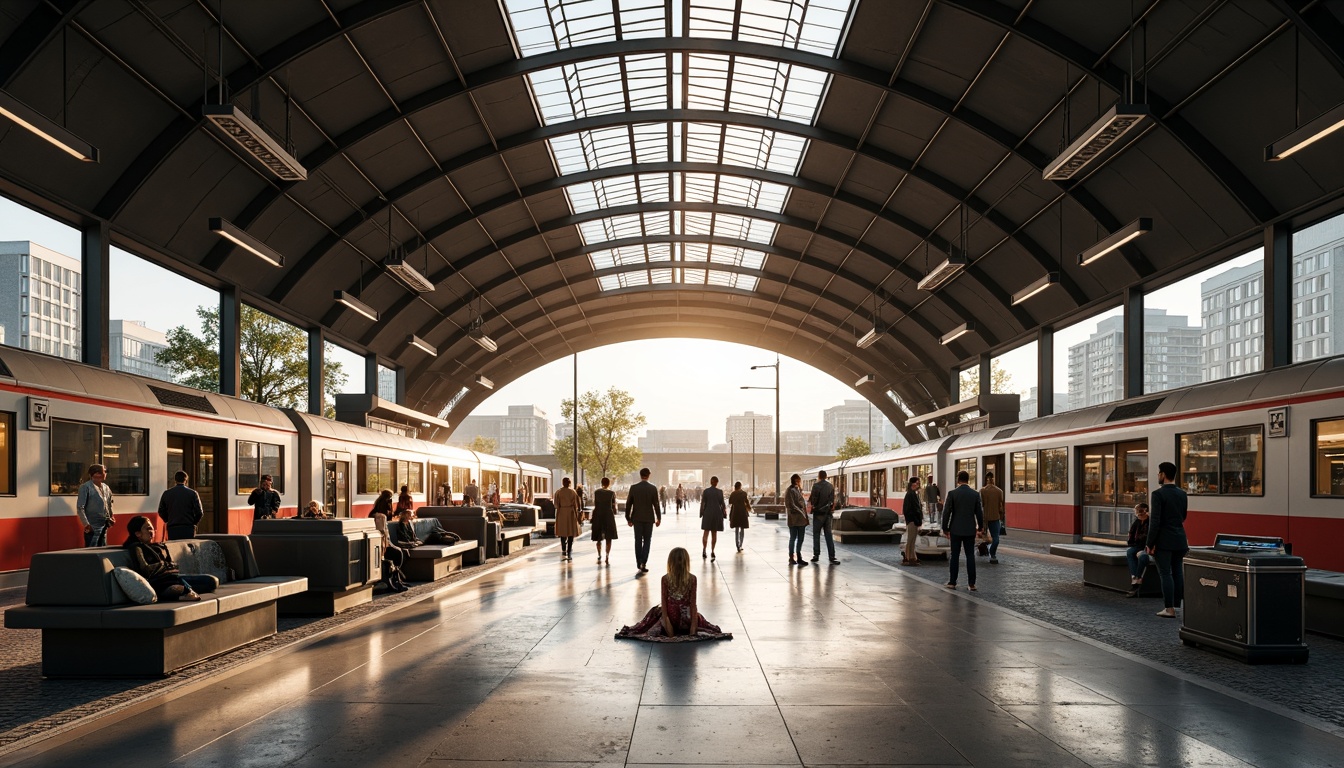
[0,539,559,755]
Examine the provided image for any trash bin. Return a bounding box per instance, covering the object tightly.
[1179,534,1308,664]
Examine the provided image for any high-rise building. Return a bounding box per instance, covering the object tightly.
[1200,262,1264,382]
[1290,216,1344,364]
[450,404,553,455]
[1067,310,1201,409]
[109,320,171,380]
[780,431,825,454]
[639,430,708,451]
[0,241,81,361]
[725,412,773,453]
[1019,387,1069,421]
[822,400,892,453]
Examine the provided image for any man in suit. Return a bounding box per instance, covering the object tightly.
[941,470,985,591]
[808,470,839,564]
[980,471,1005,563]
[624,467,662,574]
[1147,461,1190,618]
[159,470,204,540]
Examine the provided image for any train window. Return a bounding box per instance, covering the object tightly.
[407,462,423,493]
[1178,431,1219,494]
[360,456,393,494]
[451,466,471,495]
[1177,426,1262,496]
[1011,451,1037,493]
[0,411,14,495]
[1118,442,1148,506]
[913,463,933,486]
[955,458,977,484]
[1313,418,1344,496]
[238,441,285,494]
[1040,448,1068,493]
[1080,445,1115,506]
[50,419,148,495]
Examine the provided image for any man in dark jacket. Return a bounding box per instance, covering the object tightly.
[902,476,923,566]
[941,471,985,591]
[159,471,204,540]
[1147,462,1189,618]
[248,475,281,521]
[808,470,839,564]
[624,467,662,574]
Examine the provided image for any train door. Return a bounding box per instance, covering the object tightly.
[984,454,1004,487]
[429,464,449,505]
[1080,440,1148,541]
[869,469,886,507]
[322,450,351,517]
[167,434,225,533]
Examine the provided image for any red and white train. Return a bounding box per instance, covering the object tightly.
[0,346,549,576]
[807,358,1344,571]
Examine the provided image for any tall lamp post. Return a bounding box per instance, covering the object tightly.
[743,355,780,501]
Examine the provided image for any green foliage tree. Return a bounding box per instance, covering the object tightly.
[553,387,645,481]
[466,435,499,455]
[836,435,870,461]
[156,305,345,411]
[959,360,1014,402]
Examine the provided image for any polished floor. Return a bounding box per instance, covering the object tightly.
[6,514,1343,767]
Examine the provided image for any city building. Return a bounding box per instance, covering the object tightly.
[0,240,81,361]
[639,430,708,452]
[1291,215,1344,364]
[1200,262,1264,382]
[780,430,825,455]
[450,404,554,455]
[725,412,773,453]
[1019,387,1070,421]
[1067,309,1201,409]
[109,320,171,380]
[822,400,893,453]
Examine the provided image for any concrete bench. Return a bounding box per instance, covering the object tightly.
[389,517,479,580]
[418,506,491,564]
[244,519,382,616]
[1305,570,1344,640]
[3,539,307,677]
[498,526,533,555]
[1050,543,1161,596]
[833,508,901,545]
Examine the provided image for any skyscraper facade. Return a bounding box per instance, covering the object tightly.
[822,400,892,453]
[451,404,554,455]
[725,412,773,453]
[1200,262,1264,382]
[1067,309,1201,408]
[109,320,171,380]
[0,241,81,362]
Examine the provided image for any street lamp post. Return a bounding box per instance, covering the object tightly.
[729,438,734,487]
[751,420,757,496]
[743,355,781,502]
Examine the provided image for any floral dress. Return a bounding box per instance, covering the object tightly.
[615,575,732,642]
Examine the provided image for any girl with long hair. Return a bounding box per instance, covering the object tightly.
[615,547,731,642]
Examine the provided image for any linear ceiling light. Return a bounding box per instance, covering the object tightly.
[474,374,494,390]
[940,322,975,345]
[1078,217,1152,266]
[856,324,886,350]
[1043,104,1150,181]
[208,217,285,267]
[469,317,497,353]
[854,374,875,387]
[202,104,306,181]
[1266,101,1344,161]
[1010,273,1059,305]
[333,290,378,321]
[407,334,437,356]
[0,89,99,162]
[383,254,435,293]
[916,252,967,292]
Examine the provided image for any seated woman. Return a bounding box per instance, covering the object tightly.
[616,547,732,642]
[1125,502,1152,597]
[396,485,414,515]
[122,515,217,602]
[367,490,409,591]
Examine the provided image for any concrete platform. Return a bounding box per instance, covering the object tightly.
[2,515,1343,767]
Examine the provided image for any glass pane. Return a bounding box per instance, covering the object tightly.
[109,247,219,388]
[1040,447,1068,493]
[955,457,977,484]
[1011,452,1029,492]
[1179,431,1219,495]
[241,306,308,409]
[102,425,147,495]
[1145,249,1263,392]
[1056,307,1124,413]
[1081,445,1114,506]
[1292,211,1344,363]
[237,441,259,494]
[991,341,1037,421]
[0,196,82,362]
[324,341,364,400]
[50,419,99,494]
[1315,418,1344,496]
[1022,451,1037,493]
[1118,442,1148,507]
[0,412,14,494]
[261,443,283,492]
[958,364,980,402]
[377,365,397,401]
[1221,426,1262,495]
[167,435,186,487]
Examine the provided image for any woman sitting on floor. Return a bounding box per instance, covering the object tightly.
[616,547,731,643]
[122,515,217,602]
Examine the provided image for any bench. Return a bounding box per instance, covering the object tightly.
[753,503,783,520]
[1305,570,1344,640]
[388,518,479,581]
[833,508,901,544]
[498,526,533,555]
[244,519,382,616]
[418,506,492,564]
[3,538,307,677]
[1049,543,1161,596]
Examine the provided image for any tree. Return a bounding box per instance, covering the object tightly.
[836,435,870,461]
[553,387,645,481]
[156,305,345,412]
[959,360,1014,402]
[466,435,498,455]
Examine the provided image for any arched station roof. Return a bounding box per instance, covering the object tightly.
[1,0,1343,443]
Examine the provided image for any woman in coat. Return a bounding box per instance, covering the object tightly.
[699,476,727,560]
[728,481,752,553]
[590,477,619,565]
[553,477,582,561]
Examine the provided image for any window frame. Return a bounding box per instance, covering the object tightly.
[237,439,286,495]
[49,417,149,496]
[1040,447,1068,493]
[1311,416,1344,498]
[0,411,15,496]
[1175,425,1264,497]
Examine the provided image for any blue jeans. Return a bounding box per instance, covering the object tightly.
[812,515,835,560]
[986,520,1001,557]
[1126,546,1151,580]
[788,525,806,558]
[632,521,654,568]
[949,534,977,586]
[1154,549,1185,609]
[84,520,110,548]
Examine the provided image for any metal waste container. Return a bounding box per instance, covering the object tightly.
[1179,534,1307,664]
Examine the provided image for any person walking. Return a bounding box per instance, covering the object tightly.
[923,474,941,523]
[784,473,809,566]
[728,481,751,553]
[553,477,582,562]
[1148,461,1190,618]
[901,476,923,566]
[941,470,985,591]
[980,471,1004,564]
[808,470,838,564]
[625,467,663,574]
[591,477,619,565]
[674,484,686,514]
[76,464,115,547]
[699,476,727,560]
[159,470,204,540]
[248,475,281,520]
[659,485,669,513]
[463,478,480,507]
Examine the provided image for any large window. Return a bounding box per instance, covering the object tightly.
[992,342,1038,421]
[0,196,83,361]
[1292,212,1344,364]
[1177,426,1263,495]
[1011,451,1038,493]
[360,456,423,494]
[108,247,219,388]
[912,463,933,486]
[1054,306,1124,413]
[1313,417,1344,496]
[50,419,148,495]
[1040,447,1068,493]
[954,457,977,484]
[0,411,13,495]
[958,364,980,402]
[237,440,285,494]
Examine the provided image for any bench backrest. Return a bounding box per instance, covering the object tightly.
[26,539,237,607]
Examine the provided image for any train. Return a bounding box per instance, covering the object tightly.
[806,357,1344,571]
[0,345,550,575]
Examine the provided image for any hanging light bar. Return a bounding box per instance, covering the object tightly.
[208,217,285,267]
[854,374,875,387]
[1010,273,1060,305]
[856,324,886,350]
[474,374,494,390]
[469,317,497,353]
[0,89,99,162]
[407,334,437,356]
[916,252,967,292]
[1266,101,1344,161]
[1078,217,1152,266]
[940,322,975,345]
[202,104,307,181]
[333,290,378,321]
[1043,104,1150,181]
[383,252,435,293]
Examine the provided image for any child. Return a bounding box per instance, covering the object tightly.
[615,547,732,641]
